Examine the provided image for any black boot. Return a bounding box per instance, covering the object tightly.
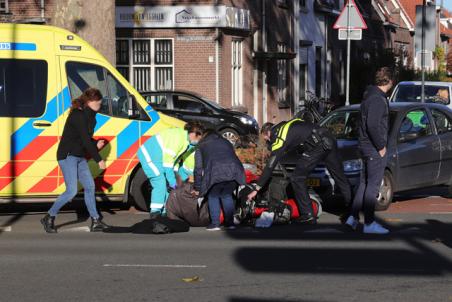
[149,212,161,220]
[90,218,110,232]
[40,214,57,233]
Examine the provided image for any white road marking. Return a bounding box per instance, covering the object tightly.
[429,212,452,214]
[0,226,12,232]
[103,264,207,268]
[61,226,90,232]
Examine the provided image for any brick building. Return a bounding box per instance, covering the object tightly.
[0,0,116,64]
[1,0,296,124]
[115,0,296,124]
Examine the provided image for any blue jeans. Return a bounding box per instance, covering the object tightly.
[351,154,387,224]
[48,156,99,219]
[207,181,237,226]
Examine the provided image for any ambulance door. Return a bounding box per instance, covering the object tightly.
[58,58,142,195]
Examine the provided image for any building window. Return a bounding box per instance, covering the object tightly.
[277,43,288,106]
[299,46,309,103]
[116,38,174,92]
[231,40,243,107]
[300,0,307,10]
[154,40,173,90]
[315,46,322,97]
[0,0,8,13]
[299,63,307,102]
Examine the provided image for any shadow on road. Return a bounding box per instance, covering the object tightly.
[226,219,452,277]
[0,199,129,234]
[392,185,450,202]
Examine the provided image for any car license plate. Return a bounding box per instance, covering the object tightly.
[307,178,320,187]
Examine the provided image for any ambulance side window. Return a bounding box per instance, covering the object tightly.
[0,59,48,117]
[106,73,129,118]
[66,62,110,115]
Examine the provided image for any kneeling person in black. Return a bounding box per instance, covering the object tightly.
[247,119,351,223]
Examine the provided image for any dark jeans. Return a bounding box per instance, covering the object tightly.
[291,138,352,216]
[48,156,99,219]
[351,154,387,224]
[207,181,237,226]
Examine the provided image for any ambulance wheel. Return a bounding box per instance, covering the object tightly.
[376,170,393,211]
[130,168,151,212]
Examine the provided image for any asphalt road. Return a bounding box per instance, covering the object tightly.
[0,189,451,302]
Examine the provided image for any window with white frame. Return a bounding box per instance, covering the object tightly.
[0,0,8,13]
[116,38,174,92]
[277,43,288,105]
[154,39,173,90]
[231,40,243,107]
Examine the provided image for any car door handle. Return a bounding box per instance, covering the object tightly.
[33,121,52,128]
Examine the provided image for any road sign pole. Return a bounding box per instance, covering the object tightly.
[421,0,426,103]
[345,1,351,106]
[346,34,351,106]
[333,0,367,106]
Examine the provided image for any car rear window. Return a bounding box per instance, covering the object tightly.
[0,59,48,117]
[393,85,450,105]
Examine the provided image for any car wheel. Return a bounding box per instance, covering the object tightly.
[130,167,151,212]
[220,128,240,147]
[375,170,394,211]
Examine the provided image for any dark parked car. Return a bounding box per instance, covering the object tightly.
[271,103,452,210]
[141,90,259,146]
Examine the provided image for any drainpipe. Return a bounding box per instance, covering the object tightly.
[262,0,268,123]
[215,0,219,104]
[215,28,220,104]
[41,0,45,20]
[294,0,300,116]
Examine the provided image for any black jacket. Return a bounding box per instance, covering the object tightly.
[57,107,102,162]
[193,133,245,196]
[358,85,389,156]
[257,119,316,188]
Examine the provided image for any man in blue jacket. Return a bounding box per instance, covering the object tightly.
[345,67,393,234]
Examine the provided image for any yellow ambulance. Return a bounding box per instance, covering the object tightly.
[0,24,183,211]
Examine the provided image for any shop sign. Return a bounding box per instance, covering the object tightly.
[116,6,250,30]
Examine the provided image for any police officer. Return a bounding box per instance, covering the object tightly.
[247,119,351,223]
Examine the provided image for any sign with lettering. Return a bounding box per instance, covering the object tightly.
[116,6,250,30]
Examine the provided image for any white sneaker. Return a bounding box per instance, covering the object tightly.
[363,221,389,234]
[345,216,359,231]
[206,224,221,231]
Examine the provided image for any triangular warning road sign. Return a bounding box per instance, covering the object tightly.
[333,0,367,29]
